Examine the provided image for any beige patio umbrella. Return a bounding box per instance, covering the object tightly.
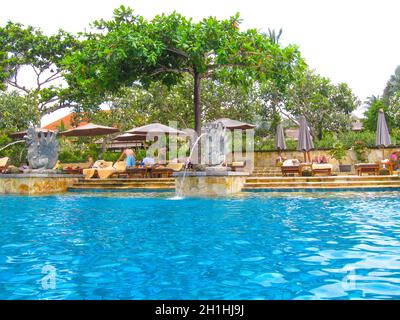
[9,128,55,139]
[113,133,147,142]
[376,109,391,159]
[60,123,119,137]
[126,123,185,135]
[206,118,255,130]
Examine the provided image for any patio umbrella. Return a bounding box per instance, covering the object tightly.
[297,116,314,163]
[113,133,146,142]
[9,128,55,139]
[60,123,119,137]
[206,118,255,130]
[275,123,286,156]
[126,123,185,135]
[376,108,391,159]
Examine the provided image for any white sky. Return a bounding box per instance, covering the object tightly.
[2,0,400,125]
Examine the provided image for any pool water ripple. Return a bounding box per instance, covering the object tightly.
[1,191,400,299]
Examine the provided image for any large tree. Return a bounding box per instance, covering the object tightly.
[80,75,262,131]
[363,98,395,132]
[63,6,304,134]
[0,21,80,117]
[282,71,359,139]
[382,65,400,103]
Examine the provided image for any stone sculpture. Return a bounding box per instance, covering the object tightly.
[25,127,59,170]
[204,121,227,167]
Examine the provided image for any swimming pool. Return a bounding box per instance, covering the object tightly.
[1,191,400,299]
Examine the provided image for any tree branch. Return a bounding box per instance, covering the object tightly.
[166,47,189,59]
[39,102,79,116]
[150,66,192,76]
[6,79,30,94]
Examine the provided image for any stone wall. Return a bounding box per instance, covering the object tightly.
[253,147,399,170]
[175,172,248,197]
[0,174,80,195]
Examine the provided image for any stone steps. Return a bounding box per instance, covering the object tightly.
[246,175,400,183]
[68,178,175,191]
[243,175,400,190]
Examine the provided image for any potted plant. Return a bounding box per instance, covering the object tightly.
[330,142,351,172]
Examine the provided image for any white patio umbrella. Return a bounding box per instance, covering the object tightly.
[113,133,146,142]
[376,108,391,159]
[206,118,255,130]
[126,123,185,136]
[60,123,119,137]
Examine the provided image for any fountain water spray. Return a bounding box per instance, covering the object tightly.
[0,140,25,152]
[171,132,207,199]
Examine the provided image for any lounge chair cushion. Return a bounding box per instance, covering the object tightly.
[283,159,300,166]
[166,163,184,171]
[113,161,126,172]
[59,162,92,170]
[311,163,333,170]
[232,161,245,167]
[96,161,127,179]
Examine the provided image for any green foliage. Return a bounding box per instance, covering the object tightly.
[101,151,120,162]
[363,99,394,132]
[352,140,368,162]
[63,6,305,132]
[284,71,360,140]
[329,141,346,164]
[135,149,147,162]
[0,91,40,132]
[58,139,99,163]
[337,131,376,149]
[254,136,296,151]
[314,132,338,149]
[382,65,400,103]
[0,21,80,116]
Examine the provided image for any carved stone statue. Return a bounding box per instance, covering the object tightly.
[204,121,227,167]
[25,127,59,170]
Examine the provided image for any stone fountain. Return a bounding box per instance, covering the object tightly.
[24,126,60,173]
[174,122,250,197]
[0,127,81,195]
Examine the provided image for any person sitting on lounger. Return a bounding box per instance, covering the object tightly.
[117,148,136,167]
[141,156,155,167]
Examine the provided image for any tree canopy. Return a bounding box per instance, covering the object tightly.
[64,5,305,134]
[0,21,79,116]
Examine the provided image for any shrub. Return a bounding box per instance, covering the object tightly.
[329,141,346,164]
[338,131,376,149]
[101,151,121,162]
[352,140,368,162]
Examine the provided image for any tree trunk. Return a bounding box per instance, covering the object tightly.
[193,71,202,164]
[194,72,201,136]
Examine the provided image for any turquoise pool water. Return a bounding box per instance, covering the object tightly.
[1,191,400,300]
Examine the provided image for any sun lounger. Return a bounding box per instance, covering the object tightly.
[150,162,185,178]
[281,165,300,176]
[83,160,113,179]
[281,159,301,176]
[231,161,246,172]
[355,163,379,176]
[97,161,127,179]
[58,162,92,174]
[0,157,10,173]
[126,166,149,178]
[311,163,333,176]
